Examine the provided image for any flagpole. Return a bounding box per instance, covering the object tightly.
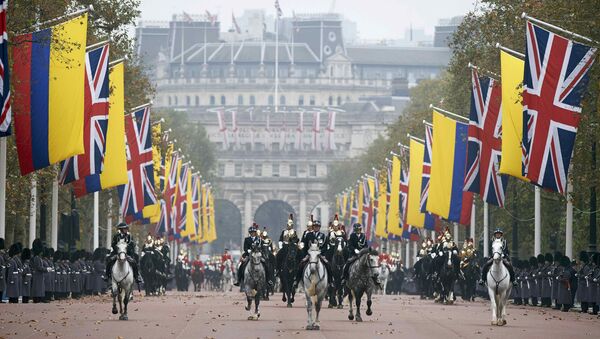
[453,222,459,244]
[275,11,279,113]
[29,175,37,247]
[107,196,113,249]
[534,186,541,256]
[412,241,417,268]
[429,104,469,122]
[0,138,5,239]
[470,200,476,244]
[405,240,410,268]
[495,43,525,59]
[93,191,99,250]
[21,5,93,33]
[51,175,58,249]
[521,12,598,45]
[565,173,573,258]
[483,201,489,257]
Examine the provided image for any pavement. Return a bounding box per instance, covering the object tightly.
[1,290,599,339]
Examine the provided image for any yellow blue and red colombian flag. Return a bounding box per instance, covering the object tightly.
[12,14,88,175]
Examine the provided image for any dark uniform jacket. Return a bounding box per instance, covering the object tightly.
[6,256,21,298]
[243,236,262,257]
[348,233,368,256]
[111,232,136,256]
[31,255,46,298]
[0,250,6,292]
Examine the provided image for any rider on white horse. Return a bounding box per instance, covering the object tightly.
[480,229,516,287]
[105,222,142,285]
[294,219,335,289]
[234,224,273,287]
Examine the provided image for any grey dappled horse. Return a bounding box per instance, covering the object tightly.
[244,246,266,320]
[487,239,511,326]
[345,248,380,322]
[303,243,328,330]
[111,240,134,320]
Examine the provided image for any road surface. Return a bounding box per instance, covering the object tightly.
[1,291,598,339]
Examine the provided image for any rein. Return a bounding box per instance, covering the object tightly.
[489,250,508,295]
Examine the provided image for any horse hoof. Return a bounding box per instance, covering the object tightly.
[337,305,343,309]
[356,316,363,322]
[112,307,118,315]
[119,315,128,321]
[491,321,496,326]
[306,325,313,330]
[290,297,295,303]
[245,306,250,311]
[248,316,254,320]
[282,296,287,302]
[287,303,293,308]
[348,314,354,321]
[366,309,373,316]
[313,325,320,330]
[328,304,334,308]
[499,320,506,326]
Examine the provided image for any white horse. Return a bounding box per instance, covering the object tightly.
[111,240,134,320]
[303,243,328,330]
[221,259,233,292]
[378,261,395,295]
[487,239,512,326]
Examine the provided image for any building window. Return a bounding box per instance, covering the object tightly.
[309,164,317,177]
[186,96,191,106]
[234,164,242,176]
[272,164,280,177]
[210,95,216,105]
[328,96,333,106]
[254,164,262,176]
[280,95,286,106]
[289,164,298,177]
[218,163,225,176]
[309,95,315,105]
[174,96,178,106]
[168,96,172,106]
[250,95,256,105]
[268,95,274,106]
[220,95,226,105]
[298,95,304,106]
[337,96,342,106]
[238,95,244,105]
[195,96,200,106]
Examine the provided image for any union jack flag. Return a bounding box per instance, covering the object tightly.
[522,22,597,193]
[464,69,508,206]
[399,169,409,229]
[350,189,359,227]
[175,162,190,238]
[164,152,180,239]
[0,0,11,138]
[402,225,421,242]
[192,174,201,240]
[117,106,157,220]
[60,45,110,184]
[362,178,372,237]
[155,199,167,235]
[420,125,433,213]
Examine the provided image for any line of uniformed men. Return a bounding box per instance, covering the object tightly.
[0,238,109,303]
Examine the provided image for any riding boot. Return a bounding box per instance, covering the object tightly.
[104,256,115,282]
[502,259,516,285]
[130,259,142,284]
[294,259,308,287]
[322,260,335,288]
[234,259,247,286]
[262,262,273,286]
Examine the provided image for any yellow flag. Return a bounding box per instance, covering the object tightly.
[99,62,127,188]
[143,123,162,222]
[201,185,209,243]
[499,50,527,181]
[341,193,348,218]
[48,14,88,164]
[375,171,388,238]
[387,156,402,235]
[407,140,425,228]
[208,189,217,242]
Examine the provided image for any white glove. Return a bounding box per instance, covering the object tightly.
[354,249,359,254]
[278,241,283,248]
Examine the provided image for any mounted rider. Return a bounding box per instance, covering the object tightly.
[234,224,273,287]
[221,248,232,272]
[326,214,347,249]
[260,227,274,253]
[294,217,334,289]
[479,228,516,286]
[341,223,381,287]
[141,234,155,256]
[105,222,142,284]
[279,214,299,249]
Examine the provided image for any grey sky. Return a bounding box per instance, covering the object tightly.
[138,0,478,40]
